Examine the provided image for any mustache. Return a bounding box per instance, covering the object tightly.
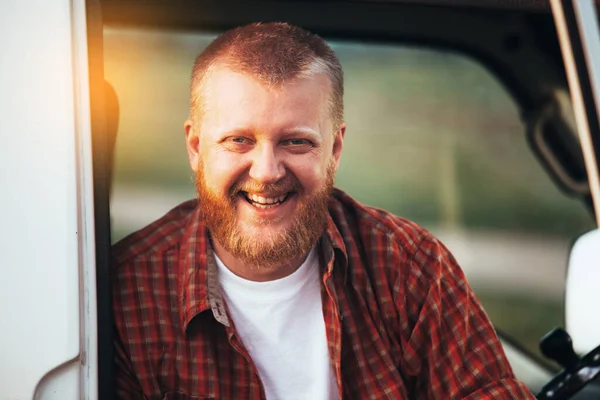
[229,176,302,198]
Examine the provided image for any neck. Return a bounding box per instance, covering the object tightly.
[211,238,311,282]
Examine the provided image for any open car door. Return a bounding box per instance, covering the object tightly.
[0,0,101,398]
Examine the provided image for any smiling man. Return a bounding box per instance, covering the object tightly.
[189,66,340,282]
[111,23,535,400]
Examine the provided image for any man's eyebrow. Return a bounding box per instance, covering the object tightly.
[281,127,320,138]
[218,127,321,139]
[219,128,255,138]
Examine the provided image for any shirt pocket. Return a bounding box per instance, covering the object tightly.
[162,391,214,400]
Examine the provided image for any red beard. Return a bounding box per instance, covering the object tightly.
[194,162,334,269]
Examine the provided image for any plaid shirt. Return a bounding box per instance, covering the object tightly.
[112,188,534,400]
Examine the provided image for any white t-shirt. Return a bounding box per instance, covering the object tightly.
[215,248,339,400]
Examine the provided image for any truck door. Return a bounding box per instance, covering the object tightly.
[0,0,102,398]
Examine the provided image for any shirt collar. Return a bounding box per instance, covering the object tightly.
[177,202,350,333]
[323,211,348,277]
[178,206,229,333]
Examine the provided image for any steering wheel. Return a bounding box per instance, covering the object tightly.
[536,328,600,399]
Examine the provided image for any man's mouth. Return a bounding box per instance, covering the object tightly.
[240,191,291,209]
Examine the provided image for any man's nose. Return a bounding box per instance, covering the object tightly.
[248,144,285,184]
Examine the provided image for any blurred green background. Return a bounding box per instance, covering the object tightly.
[104,28,594,366]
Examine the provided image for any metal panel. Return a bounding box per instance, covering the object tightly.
[35,360,81,400]
[0,0,93,398]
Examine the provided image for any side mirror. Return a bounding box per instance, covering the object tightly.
[565,229,600,354]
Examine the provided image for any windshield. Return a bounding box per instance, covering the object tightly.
[104,27,595,367]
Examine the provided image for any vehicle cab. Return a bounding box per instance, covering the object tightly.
[1,0,599,398]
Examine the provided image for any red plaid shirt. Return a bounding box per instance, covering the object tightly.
[112,188,534,400]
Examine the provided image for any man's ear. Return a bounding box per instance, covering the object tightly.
[184,119,201,171]
[331,123,346,172]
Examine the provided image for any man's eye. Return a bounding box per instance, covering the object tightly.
[222,137,253,151]
[284,139,312,146]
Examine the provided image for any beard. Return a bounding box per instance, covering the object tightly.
[194,162,334,270]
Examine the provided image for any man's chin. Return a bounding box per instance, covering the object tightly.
[225,228,297,269]
[236,221,292,244]
[238,214,290,229]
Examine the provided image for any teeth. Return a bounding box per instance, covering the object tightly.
[253,203,277,209]
[246,192,288,205]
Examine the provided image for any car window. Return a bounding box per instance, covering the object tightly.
[104,27,595,365]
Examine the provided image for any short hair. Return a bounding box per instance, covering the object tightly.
[189,22,344,129]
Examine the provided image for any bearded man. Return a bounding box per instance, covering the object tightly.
[111,22,534,400]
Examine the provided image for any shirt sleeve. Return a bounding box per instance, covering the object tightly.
[112,256,147,400]
[395,233,536,399]
[114,322,147,400]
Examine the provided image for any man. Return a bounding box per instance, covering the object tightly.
[112,22,534,399]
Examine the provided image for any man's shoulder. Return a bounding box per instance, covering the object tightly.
[329,189,463,298]
[329,188,430,256]
[111,199,198,267]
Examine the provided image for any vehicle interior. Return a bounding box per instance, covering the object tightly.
[90,0,600,398]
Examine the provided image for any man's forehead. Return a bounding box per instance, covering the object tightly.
[195,67,334,135]
[200,65,332,98]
